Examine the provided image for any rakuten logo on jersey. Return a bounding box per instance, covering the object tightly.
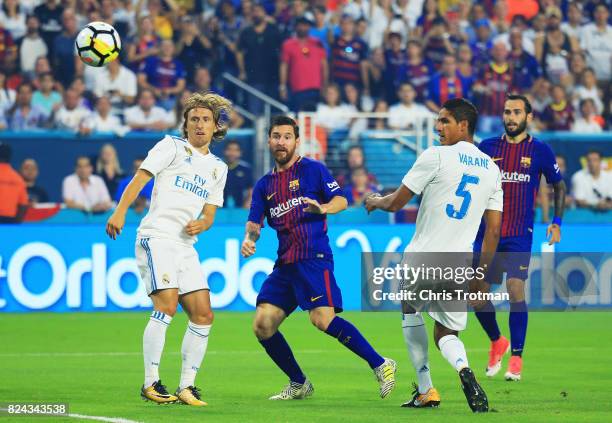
[501,170,531,183]
[270,197,305,218]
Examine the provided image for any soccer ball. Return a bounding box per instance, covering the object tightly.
[75,21,121,67]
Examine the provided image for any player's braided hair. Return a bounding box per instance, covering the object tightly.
[181,92,233,141]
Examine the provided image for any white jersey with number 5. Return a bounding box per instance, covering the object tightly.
[403,141,503,253]
[137,135,228,245]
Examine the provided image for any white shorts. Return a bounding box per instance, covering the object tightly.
[427,311,467,332]
[136,237,208,296]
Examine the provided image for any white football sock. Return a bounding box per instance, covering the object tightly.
[179,322,212,390]
[402,313,433,394]
[143,311,172,387]
[438,334,469,372]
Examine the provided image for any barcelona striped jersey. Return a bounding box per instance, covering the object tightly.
[477,134,562,238]
[248,157,343,265]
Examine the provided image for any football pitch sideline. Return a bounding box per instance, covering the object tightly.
[2,312,611,423]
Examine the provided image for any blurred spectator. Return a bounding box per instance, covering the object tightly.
[342,167,379,206]
[571,99,603,133]
[62,155,112,212]
[93,59,137,112]
[572,150,612,211]
[190,67,214,93]
[136,0,175,40]
[315,83,355,131]
[330,15,369,94]
[540,85,574,131]
[89,96,129,135]
[505,0,539,23]
[20,158,49,204]
[223,140,253,208]
[470,18,493,68]
[280,16,327,112]
[216,0,243,81]
[7,82,49,130]
[573,68,604,115]
[580,3,612,83]
[96,143,124,199]
[426,54,467,112]
[0,18,17,73]
[17,15,48,80]
[456,43,477,88]
[507,27,540,90]
[138,39,186,111]
[175,15,212,86]
[126,15,160,70]
[34,0,64,54]
[0,70,15,111]
[310,5,336,54]
[343,82,369,139]
[382,32,409,104]
[237,2,281,113]
[474,42,514,133]
[387,82,434,130]
[524,12,546,46]
[336,145,378,187]
[534,6,579,84]
[114,157,153,213]
[423,17,455,69]
[53,88,91,134]
[414,0,442,38]
[32,72,62,116]
[0,0,26,41]
[529,77,552,116]
[404,40,433,103]
[124,89,174,131]
[0,142,28,223]
[52,8,80,89]
[561,1,585,39]
[69,76,94,110]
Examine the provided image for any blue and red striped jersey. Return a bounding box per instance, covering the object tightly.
[248,157,343,265]
[331,36,368,86]
[476,135,562,238]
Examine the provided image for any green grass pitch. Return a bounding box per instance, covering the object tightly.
[2,311,611,422]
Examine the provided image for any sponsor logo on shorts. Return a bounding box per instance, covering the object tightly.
[519,265,529,270]
[311,295,323,302]
[162,273,170,284]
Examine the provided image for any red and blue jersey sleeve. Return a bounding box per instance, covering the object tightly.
[317,163,343,203]
[538,142,563,184]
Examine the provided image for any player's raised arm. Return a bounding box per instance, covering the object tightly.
[106,169,153,239]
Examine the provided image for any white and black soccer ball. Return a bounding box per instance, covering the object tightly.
[75,21,122,67]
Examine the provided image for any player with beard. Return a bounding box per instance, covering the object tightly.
[472,94,566,381]
[241,115,397,400]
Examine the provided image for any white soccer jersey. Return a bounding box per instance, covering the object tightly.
[403,141,503,253]
[137,135,228,244]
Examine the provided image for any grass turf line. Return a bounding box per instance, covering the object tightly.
[1,312,611,423]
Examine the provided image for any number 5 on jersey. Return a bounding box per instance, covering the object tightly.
[446,174,480,220]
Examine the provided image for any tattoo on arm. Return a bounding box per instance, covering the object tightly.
[246,221,261,242]
[553,180,567,220]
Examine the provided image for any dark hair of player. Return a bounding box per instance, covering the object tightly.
[268,115,300,139]
[505,94,533,115]
[441,98,479,136]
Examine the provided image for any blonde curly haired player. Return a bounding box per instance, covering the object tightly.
[106,92,232,406]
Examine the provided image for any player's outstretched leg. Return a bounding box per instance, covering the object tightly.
[400,312,440,408]
[254,304,313,400]
[311,307,397,398]
[475,300,509,377]
[141,309,178,404]
[175,290,214,406]
[435,323,488,413]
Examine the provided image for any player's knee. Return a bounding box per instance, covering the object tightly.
[156,304,178,317]
[507,285,525,302]
[309,312,333,332]
[253,317,275,340]
[192,310,214,325]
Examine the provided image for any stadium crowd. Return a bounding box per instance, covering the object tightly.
[0,0,611,218]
